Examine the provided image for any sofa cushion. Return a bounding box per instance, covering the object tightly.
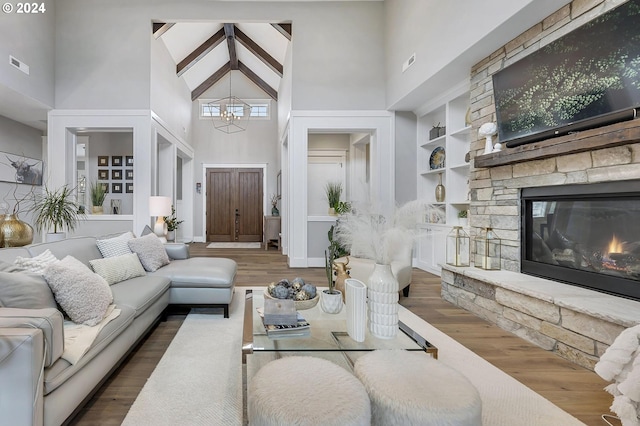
[44,256,113,326]
[0,268,57,309]
[14,249,59,274]
[89,253,146,285]
[127,234,170,272]
[95,231,135,258]
[28,236,103,267]
[151,257,237,288]
[110,275,171,317]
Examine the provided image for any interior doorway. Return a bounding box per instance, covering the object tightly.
[205,167,263,242]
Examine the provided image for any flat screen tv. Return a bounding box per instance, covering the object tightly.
[493,0,640,148]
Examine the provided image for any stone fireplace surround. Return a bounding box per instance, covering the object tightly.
[443,0,640,371]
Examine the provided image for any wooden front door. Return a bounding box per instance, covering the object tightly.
[206,168,263,242]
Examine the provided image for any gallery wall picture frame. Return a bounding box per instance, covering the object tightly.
[98,169,109,180]
[100,182,109,193]
[125,156,133,167]
[0,152,44,186]
[126,182,133,193]
[125,169,133,180]
[111,169,122,180]
[112,156,123,167]
[112,183,122,193]
[110,199,121,215]
[98,156,109,166]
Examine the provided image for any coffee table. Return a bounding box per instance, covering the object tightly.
[242,288,437,365]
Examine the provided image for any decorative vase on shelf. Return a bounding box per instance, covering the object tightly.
[1,214,34,247]
[271,206,279,216]
[435,173,446,202]
[367,263,399,339]
[92,205,103,215]
[166,230,175,242]
[345,278,367,342]
[320,290,343,314]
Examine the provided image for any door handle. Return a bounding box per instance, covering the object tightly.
[235,209,240,217]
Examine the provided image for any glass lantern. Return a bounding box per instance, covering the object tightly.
[446,226,470,266]
[475,227,501,270]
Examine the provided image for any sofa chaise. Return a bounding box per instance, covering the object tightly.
[0,234,237,426]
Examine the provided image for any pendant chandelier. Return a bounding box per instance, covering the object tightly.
[208,72,252,134]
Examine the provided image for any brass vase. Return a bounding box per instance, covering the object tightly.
[435,173,446,202]
[1,214,34,247]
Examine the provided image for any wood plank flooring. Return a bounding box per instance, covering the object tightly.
[70,244,614,425]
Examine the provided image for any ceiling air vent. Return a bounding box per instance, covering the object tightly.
[9,55,30,75]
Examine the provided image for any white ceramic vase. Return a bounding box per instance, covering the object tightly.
[320,289,343,314]
[367,263,399,339]
[345,278,367,342]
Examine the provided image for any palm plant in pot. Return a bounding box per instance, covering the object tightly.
[90,181,107,214]
[320,246,343,314]
[33,185,85,242]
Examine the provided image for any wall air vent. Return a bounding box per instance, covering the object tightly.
[9,55,30,75]
[402,53,416,72]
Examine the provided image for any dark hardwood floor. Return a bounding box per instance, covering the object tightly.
[70,244,613,425]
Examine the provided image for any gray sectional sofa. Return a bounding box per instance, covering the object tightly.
[0,235,237,426]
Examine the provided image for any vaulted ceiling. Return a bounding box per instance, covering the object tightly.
[153,22,291,102]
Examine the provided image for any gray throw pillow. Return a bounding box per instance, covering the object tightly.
[0,270,57,309]
[90,253,146,285]
[127,233,170,272]
[96,231,135,258]
[44,255,113,326]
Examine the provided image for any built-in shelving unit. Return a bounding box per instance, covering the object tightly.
[415,83,471,275]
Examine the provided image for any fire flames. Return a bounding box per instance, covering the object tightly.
[607,235,623,255]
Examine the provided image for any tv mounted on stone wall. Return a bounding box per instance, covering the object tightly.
[493,0,640,148]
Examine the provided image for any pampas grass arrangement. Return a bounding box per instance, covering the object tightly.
[333,200,443,265]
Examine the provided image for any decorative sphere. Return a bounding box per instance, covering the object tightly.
[277,279,290,288]
[267,282,278,295]
[273,285,290,299]
[294,291,310,301]
[292,281,303,292]
[301,283,316,299]
[292,277,305,286]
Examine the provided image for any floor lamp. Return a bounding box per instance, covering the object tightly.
[149,196,172,243]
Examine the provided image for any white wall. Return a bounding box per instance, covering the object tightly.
[394,111,417,204]
[384,0,572,110]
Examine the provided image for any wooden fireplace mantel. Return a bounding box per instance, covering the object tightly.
[474,118,640,168]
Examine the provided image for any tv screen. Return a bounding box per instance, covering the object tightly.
[493,0,640,148]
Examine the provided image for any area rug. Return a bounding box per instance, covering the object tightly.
[206,242,261,249]
[121,293,244,426]
[123,288,585,426]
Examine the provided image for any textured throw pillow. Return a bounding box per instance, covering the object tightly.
[96,231,135,258]
[0,270,57,309]
[127,233,170,272]
[89,253,146,285]
[44,255,113,326]
[14,249,59,274]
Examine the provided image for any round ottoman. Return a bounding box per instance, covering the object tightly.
[354,350,482,426]
[248,356,371,426]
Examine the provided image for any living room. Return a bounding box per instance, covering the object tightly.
[1,0,639,425]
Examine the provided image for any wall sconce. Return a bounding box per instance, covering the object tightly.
[149,196,172,242]
[475,227,501,270]
[446,226,470,267]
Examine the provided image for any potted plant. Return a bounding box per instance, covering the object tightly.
[458,209,468,227]
[324,182,342,215]
[163,205,183,242]
[320,247,343,314]
[90,181,107,214]
[33,185,85,242]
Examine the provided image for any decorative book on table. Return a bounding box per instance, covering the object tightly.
[258,306,310,338]
[263,298,297,325]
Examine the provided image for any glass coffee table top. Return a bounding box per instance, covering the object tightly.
[242,289,437,359]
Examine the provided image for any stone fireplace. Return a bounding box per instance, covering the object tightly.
[441,0,640,370]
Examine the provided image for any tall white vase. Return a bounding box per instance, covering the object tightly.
[367,263,399,339]
[345,278,367,342]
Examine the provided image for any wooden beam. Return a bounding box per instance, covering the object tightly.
[234,25,283,77]
[191,62,231,101]
[224,23,238,70]
[474,119,640,168]
[271,23,292,41]
[177,28,226,77]
[152,22,174,39]
[238,61,278,101]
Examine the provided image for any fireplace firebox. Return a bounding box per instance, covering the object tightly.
[521,180,640,300]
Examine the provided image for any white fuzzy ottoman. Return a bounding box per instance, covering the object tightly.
[354,350,482,426]
[248,356,371,426]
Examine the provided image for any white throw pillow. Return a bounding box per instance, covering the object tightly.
[44,255,113,326]
[96,231,135,258]
[127,233,170,272]
[14,249,59,274]
[90,253,146,285]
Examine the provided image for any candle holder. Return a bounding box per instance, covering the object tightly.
[446,226,470,267]
[475,227,501,270]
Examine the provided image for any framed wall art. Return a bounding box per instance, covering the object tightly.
[112,169,122,180]
[125,156,133,167]
[98,156,109,166]
[112,183,122,193]
[0,152,44,186]
[125,169,133,180]
[112,156,123,167]
[98,169,109,180]
[126,182,133,193]
[100,182,109,193]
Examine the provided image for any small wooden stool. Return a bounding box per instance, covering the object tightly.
[354,350,482,425]
[248,356,370,426]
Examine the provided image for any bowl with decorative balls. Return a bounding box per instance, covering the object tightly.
[265,277,319,310]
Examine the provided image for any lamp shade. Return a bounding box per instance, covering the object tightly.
[149,196,171,217]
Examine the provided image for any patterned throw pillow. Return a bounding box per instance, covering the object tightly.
[44,256,113,326]
[96,231,135,258]
[89,253,146,285]
[14,249,59,274]
[127,233,170,272]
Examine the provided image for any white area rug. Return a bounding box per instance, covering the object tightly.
[121,293,244,426]
[207,242,261,249]
[123,288,585,426]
